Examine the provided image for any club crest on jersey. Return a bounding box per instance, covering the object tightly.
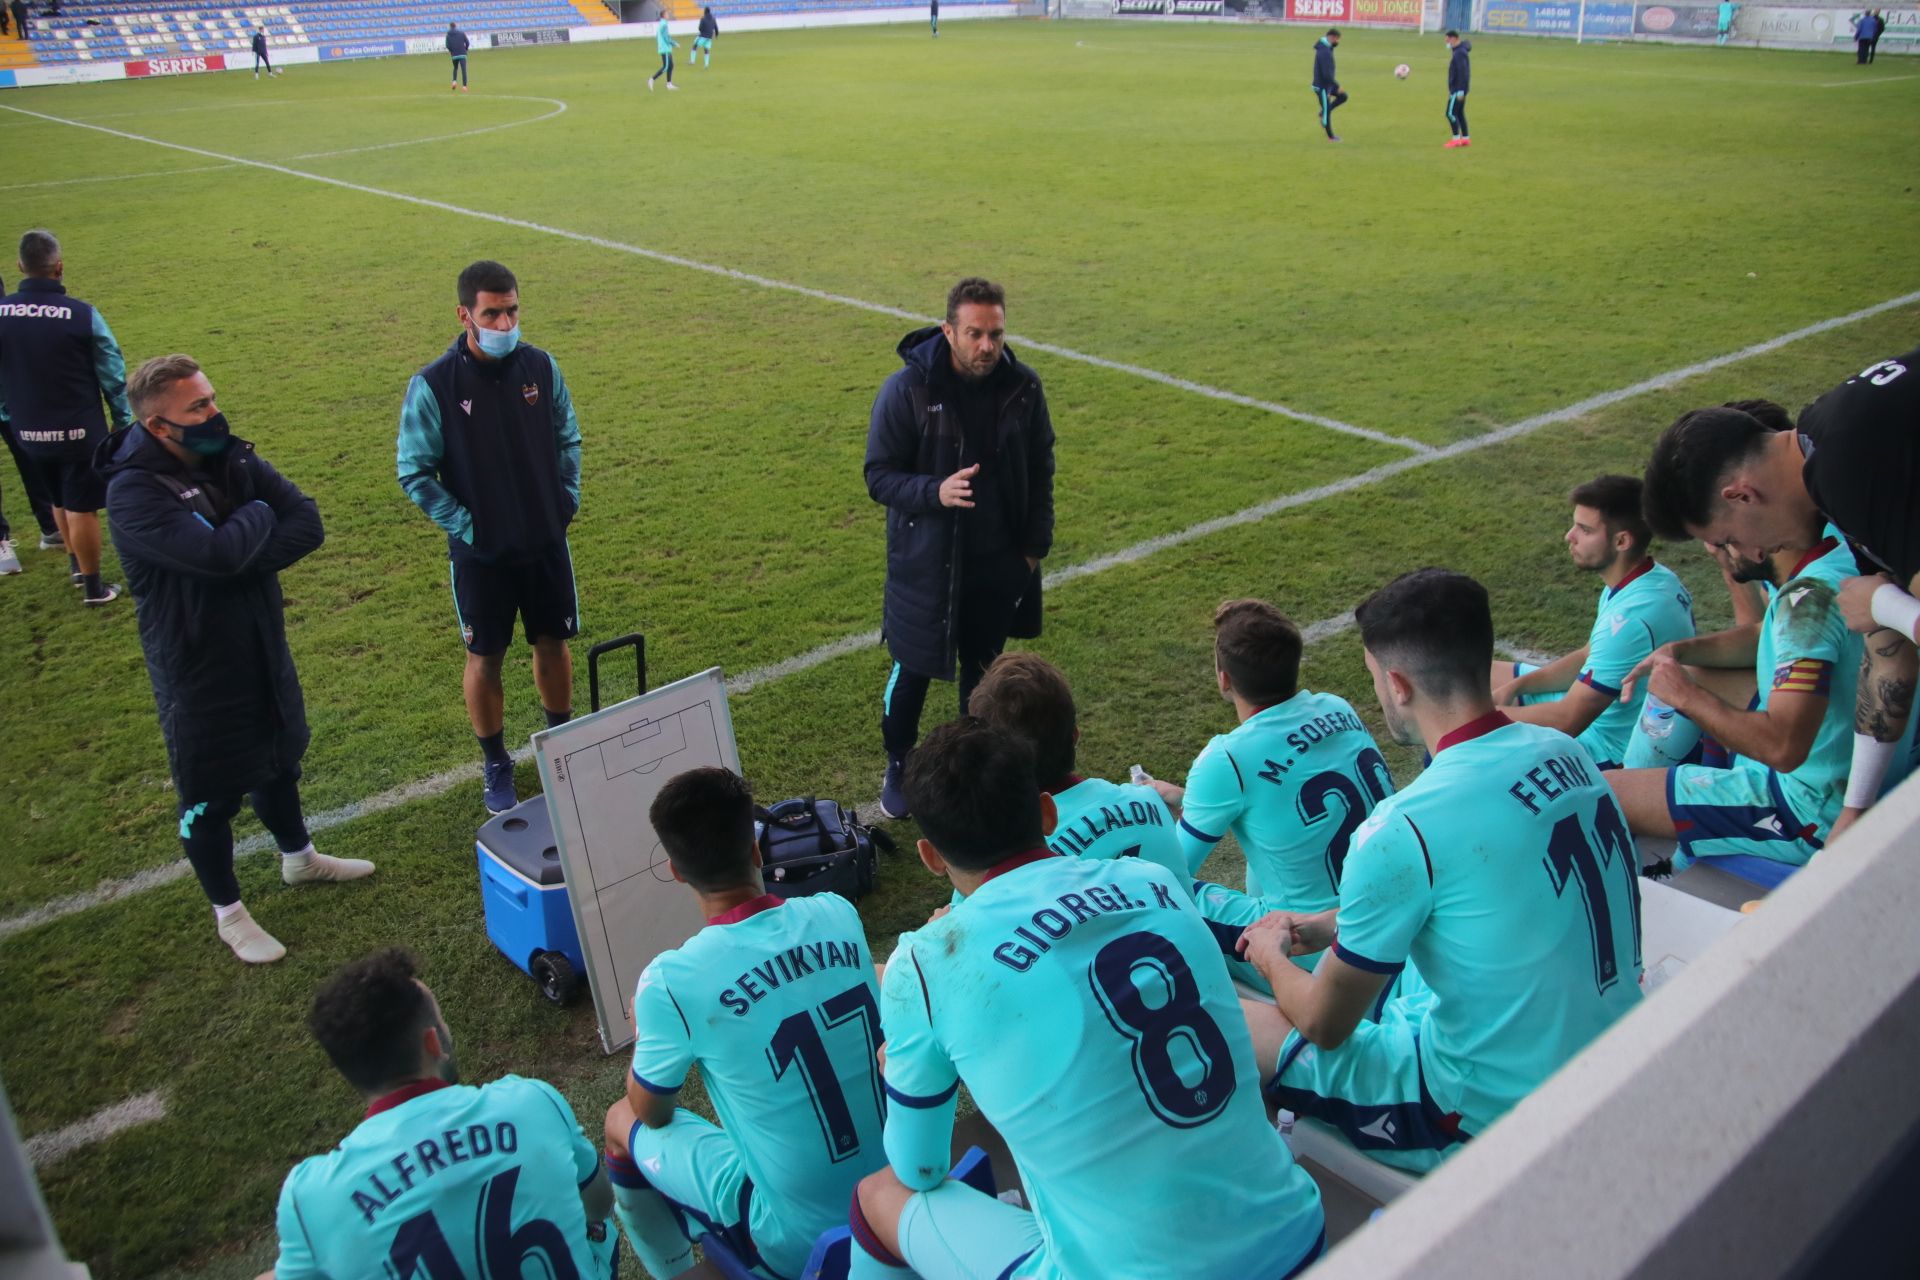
[522,383,540,406]
[1609,613,1627,635]
[459,399,473,415]
[461,623,474,646]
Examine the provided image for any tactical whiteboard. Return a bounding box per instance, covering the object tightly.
[532,668,738,1053]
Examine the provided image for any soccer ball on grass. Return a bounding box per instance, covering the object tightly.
[1394,63,1411,79]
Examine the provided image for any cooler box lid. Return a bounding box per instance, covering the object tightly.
[477,795,566,886]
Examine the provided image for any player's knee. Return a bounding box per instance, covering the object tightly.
[855,1165,912,1230]
[603,1098,636,1157]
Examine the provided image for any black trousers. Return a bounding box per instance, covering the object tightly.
[881,551,1031,759]
[0,420,57,541]
[1446,91,1468,137]
[452,54,468,83]
[179,769,310,907]
[1314,87,1348,136]
[1868,35,1880,61]
[652,52,673,81]
[1857,38,1871,62]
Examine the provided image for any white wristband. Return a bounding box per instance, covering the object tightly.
[1869,583,1920,644]
[1844,733,1898,810]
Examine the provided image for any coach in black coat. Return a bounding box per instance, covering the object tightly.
[863,279,1054,816]
[95,355,371,962]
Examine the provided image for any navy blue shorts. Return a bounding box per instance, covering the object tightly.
[450,542,579,655]
[32,453,105,512]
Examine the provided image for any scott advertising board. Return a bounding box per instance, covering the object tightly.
[1632,3,1723,36]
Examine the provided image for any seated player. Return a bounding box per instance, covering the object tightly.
[1492,475,1695,769]
[967,651,1186,882]
[1145,598,1396,980]
[603,767,885,1280]
[1606,528,1866,869]
[267,949,616,1280]
[1240,569,1643,1174]
[851,719,1326,1280]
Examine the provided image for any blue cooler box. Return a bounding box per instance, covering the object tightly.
[476,796,587,1003]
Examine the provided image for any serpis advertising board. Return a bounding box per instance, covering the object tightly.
[126,54,227,77]
[1286,0,1352,20]
[1632,3,1723,36]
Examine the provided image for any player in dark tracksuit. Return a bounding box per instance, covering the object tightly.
[1444,31,1471,147]
[447,22,470,90]
[1312,30,1347,142]
[251,27,277,78]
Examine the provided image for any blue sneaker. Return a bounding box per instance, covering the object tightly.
[877,757,909,821]
[483,758,517,815]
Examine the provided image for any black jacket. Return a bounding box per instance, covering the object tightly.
[251,31,267,56]
[97,425,323,801]
[1312,37,1338,90]
[447,27,470,54]
[698,12,717,38]
[1448,40,1471,93]
[865,327,1054,680]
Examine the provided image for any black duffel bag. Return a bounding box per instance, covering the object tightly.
[755,797,894,902]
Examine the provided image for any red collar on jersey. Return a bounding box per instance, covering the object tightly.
[977,848,1059,885]
[1434,709,1513,755]
[1788,537,1840,580]
[365,1077,453,1119]
[1607,557,1657,597]
[709,893,785,926]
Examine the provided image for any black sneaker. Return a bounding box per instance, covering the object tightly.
[877,757,909,820]
[82,583,121,606]
[483,758,518,815]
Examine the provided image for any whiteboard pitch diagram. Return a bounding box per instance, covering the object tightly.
[533,668,739,1052]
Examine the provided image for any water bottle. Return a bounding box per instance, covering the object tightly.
[1640,694,1677,741]
[1129,764,1151,786]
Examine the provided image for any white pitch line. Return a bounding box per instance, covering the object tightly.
[1817,74,1920,88]
[24,1090,167,1168]
[283,94,569,160]
[0,163,237,191]
[6,285,1915,942]
[0,100,1424,455]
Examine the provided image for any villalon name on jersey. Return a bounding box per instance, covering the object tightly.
[719,938,867,1017]
[1047,799,1166,857]
[993,879,1183,973]
[1505,753,1597,815]
[348,1120,520,1224]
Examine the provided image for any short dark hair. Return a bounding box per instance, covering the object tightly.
[904,719,1043,872]
[1569,473,1651,551]
[1355,569,1493,701]
[18,229,59,275]
[1326,27,1341,35]
[969,652,1077,789]
[1723,398,1793,434]
[457,260,518,309]
[1445,27,1460,36]
[945,277,1005,325]
[308,948,435,1094]
[1213,599,1302,706]
[649,767,759,893]
[1642,405,1775,542]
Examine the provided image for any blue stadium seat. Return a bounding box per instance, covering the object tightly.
[785,1146,999,1280]
[1693,852,1797,890]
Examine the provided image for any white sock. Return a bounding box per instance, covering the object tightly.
[214,900,246,922]
[281,844,316,864]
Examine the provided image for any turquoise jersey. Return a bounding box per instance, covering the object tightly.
[1745,535,1862,829]
[882,854,1325,1280]
[1335,714,1643,1137]
[656,18,675,53]
[273,1075,608,1280]
[1575,560,1695,767]
[629,893,884,1276]
[1175,691,1395,910]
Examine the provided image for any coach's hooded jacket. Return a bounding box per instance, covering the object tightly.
[96,424,321,801]
[864,326,1054,681]
[1312,36,1339,90]
[1448,39,1472,94]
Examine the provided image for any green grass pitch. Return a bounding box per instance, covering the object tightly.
[0,17,1915,1276]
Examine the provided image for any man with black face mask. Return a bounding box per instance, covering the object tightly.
[99,353,372,964]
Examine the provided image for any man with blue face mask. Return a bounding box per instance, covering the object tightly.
[398,260,583,814]
[99,353,374,964]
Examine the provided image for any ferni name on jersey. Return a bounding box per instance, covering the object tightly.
[717,937,869,1018]
[1505,752,1598,816]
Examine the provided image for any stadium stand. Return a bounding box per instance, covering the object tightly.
[18,1,616,64]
